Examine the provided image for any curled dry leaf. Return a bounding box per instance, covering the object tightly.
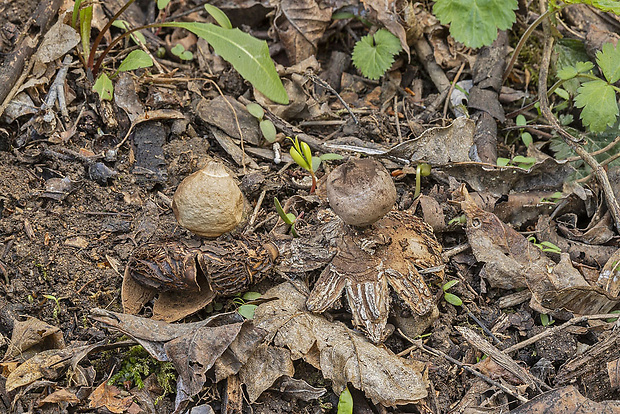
[251,282,428,406]
[306,210,444,343]
[122,235,278,322]
[460,186,620,314]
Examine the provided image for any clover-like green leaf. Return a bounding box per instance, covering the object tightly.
[117,50,153,72]
[575,79,619,132]
[162,22,288,104]
[433,0,518,48]
[352,29,402,80]
[237,304,257,319]
[596,42,620,84]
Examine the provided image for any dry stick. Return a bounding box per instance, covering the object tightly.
[307,73,358,124]
[396,330,529,403]
[502,313,620,354]
[566,135,620,162]
[537,1,620,234]
[245,189,267,233]
[578,151,620,183]
[394,96,402,143]
[442,61,466,120]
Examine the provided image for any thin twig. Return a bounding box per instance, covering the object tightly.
[442,61,466,120]
[394,96,402,143]
[307,73,358,124]
[502,313,620,354]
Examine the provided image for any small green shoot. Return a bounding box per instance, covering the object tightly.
[42,294,61,319]
[442,280,462,307]
[540,192,563,203]
[515,115,533,148]
[288,137,342,193]
[496,155,536,170]
[352,29,402,80]
[246,103,277,143]
[235,291,261,319]
[204,4,233,29]
[414,163,431,199]
[606,310,620,323]
[92,73,113,101]
[116,50,153,73]
[540,313,555,326]
[171,44,194,60]
[527,236,562,253]
[337,387,354,414]
[274,197,299,238]
[448,214,467,225]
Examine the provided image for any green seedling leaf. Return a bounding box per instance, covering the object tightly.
[242,291,261,301]
[238,304,257,319]
[290,147,310,170]
[93,73,113,101]
[171,44,185,56]
[118,50,153,72]
[433,0,518,48]
[497,157,510,167]
[539,241,561,253]
[180,50,193,60]
[319,153,344,161]
[597,42,620,83]
[574,79,619,132]
[444,292,463,306]
[516,114,527,127]
[204,4,233,29]
[337,387,353,414]
[443,280,459,291]
[557,65,578,80]
[521,132,533,148]
[352,29,402,80]
[80,5,93,59]
[540,313,554,326]
[260,119,277,142]
[606,310,620,323]
[157,0,171,9]
[311,156,322,172]
[300,141,312,167]
[162,22,288,104]
[246,103,264,119]
[448,214,467,225]
[72,0,82,28]
[274,197,294,225]
[513,155,536,165]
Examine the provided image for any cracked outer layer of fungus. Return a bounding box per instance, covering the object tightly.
[306,210,444,343]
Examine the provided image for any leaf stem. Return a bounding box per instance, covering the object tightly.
[87,0,137,73]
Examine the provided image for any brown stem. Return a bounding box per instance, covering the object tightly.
[87,0,137,73]
[309,172,317,194]
[536,0,620,234]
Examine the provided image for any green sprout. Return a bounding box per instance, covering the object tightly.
[274,196,299,238]
[527,236,562,253]
[42,294,62,319]
[246,103,277,143]
[540,313,555,326]
[442,280,462,306]
[337,387,353,414]
[235,291,261,319]
[414,163,431,199]
[288,137,343,193]
[497,155,537,170]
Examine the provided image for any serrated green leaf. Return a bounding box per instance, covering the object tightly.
[575,80,619,132]
[596,42,620,83]
[352,29,402,80]
[204,4,232,29]
[337,388,353,414]
[118,50,153,72]
[557,66,578,80]
[246,103,264,119]
[237,304,257,319]
[93,73,113,101]
[444,292,463,306]
[162,22,288,104]
[242,291,261,301]
[260,119,276,142]
[433,0,517,48]
[443,280,459,291]
[576,61,595,73]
